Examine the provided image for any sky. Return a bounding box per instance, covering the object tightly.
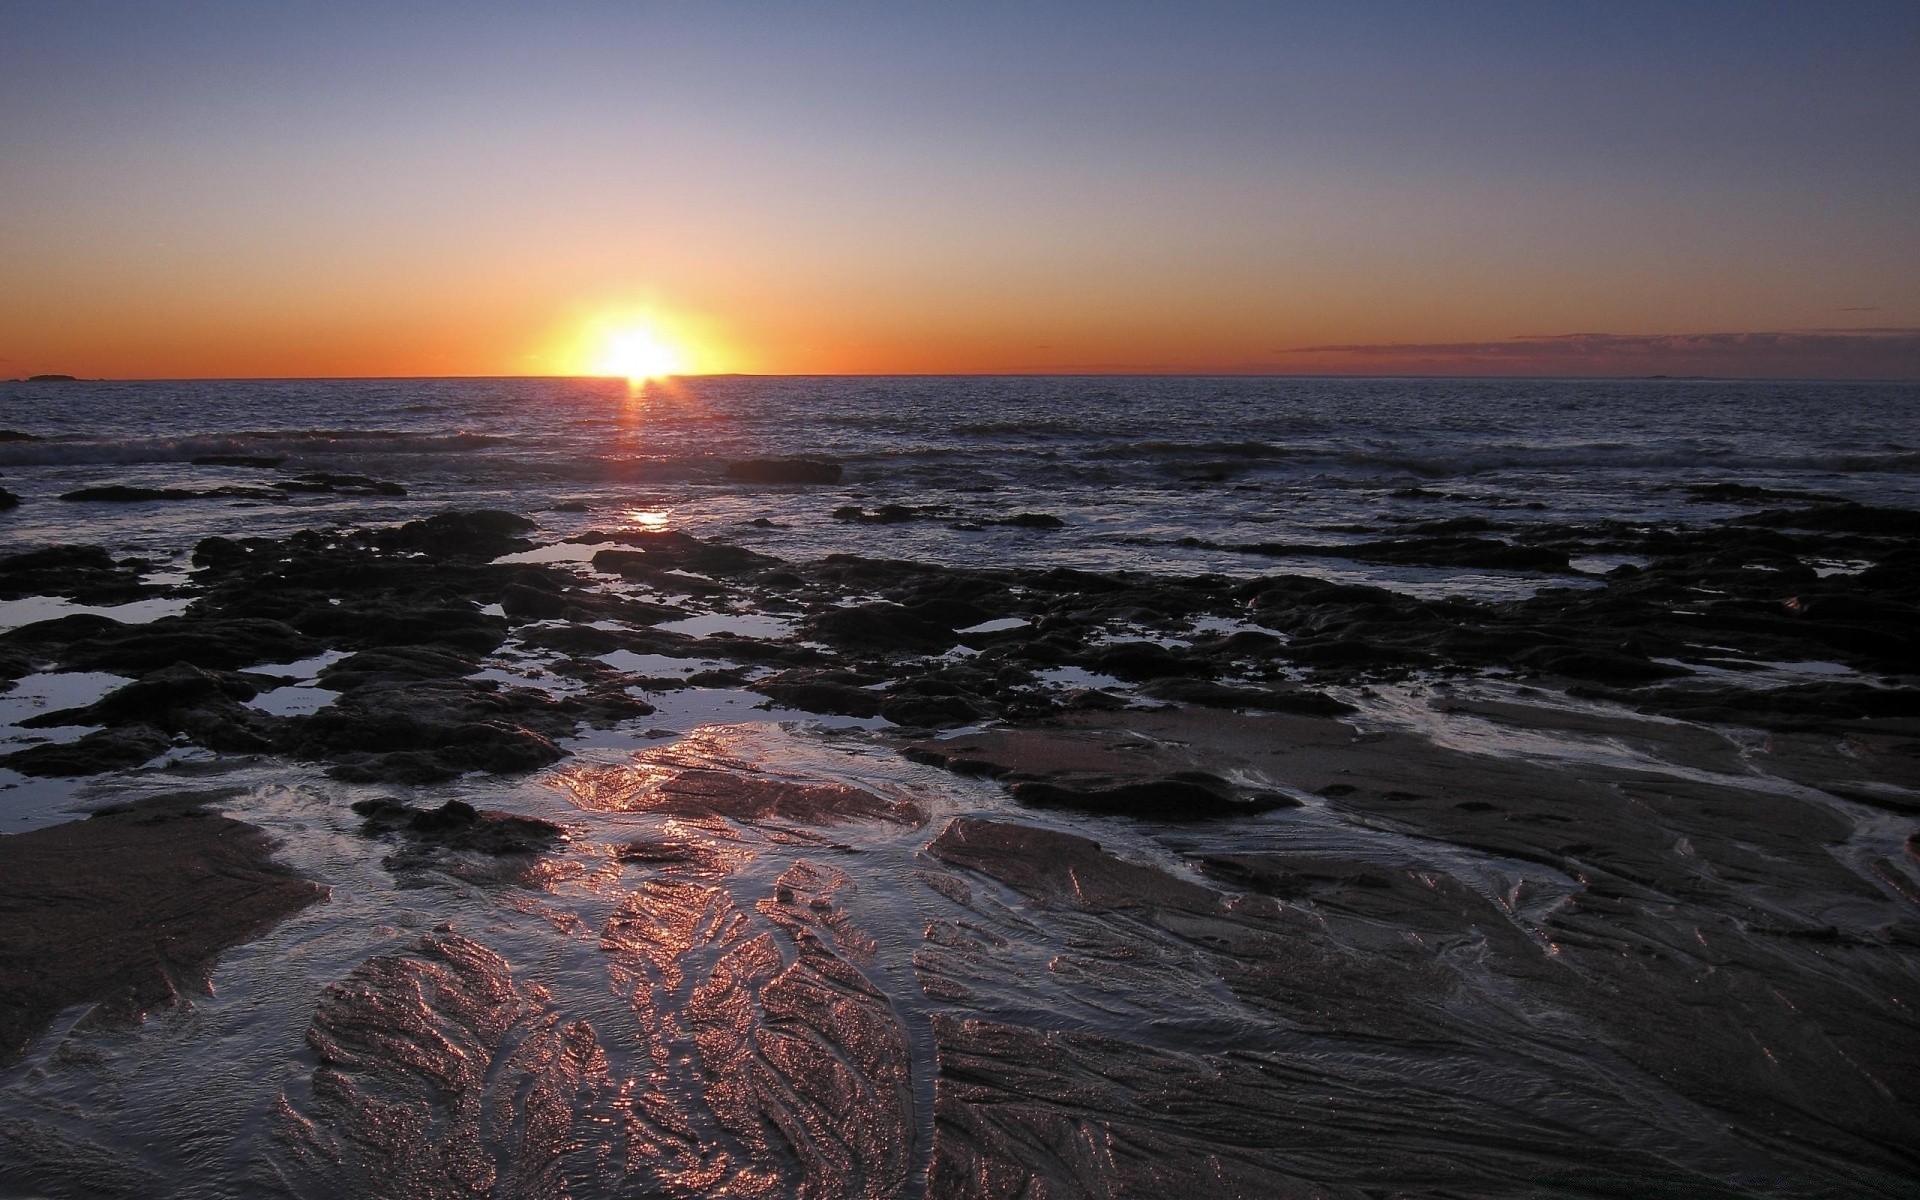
[2,1,1917,379]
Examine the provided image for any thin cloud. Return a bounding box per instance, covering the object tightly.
[1282,329,1920,379]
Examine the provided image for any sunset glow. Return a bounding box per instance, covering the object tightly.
[590,324,685,382]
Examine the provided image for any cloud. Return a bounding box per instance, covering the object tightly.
[1282,328,1920,379]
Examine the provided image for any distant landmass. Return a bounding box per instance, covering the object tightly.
[24,374,78,381]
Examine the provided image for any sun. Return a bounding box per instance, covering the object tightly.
[591,324,685,381]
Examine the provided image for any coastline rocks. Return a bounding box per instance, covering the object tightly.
[804,602,956,652]
[20,661,280,753]
[752,669,887,718]
[0,793,325,1065]
[60,484,281,502]
[63,616,321,673]
[0,487,17,509]
[282,679,623,783]
[723,458,842,484]
[0,723,173,776]
[903,725,1297,820]
[0,544,156,603]
[350,797,566,856]
[387,510,536,559]
[573,528,777,577]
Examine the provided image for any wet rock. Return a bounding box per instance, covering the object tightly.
[1684,482,1839,505]
[904,725,1296,820]
[994,511,1064,529]
[0,724,173,776]
[1741,502,1920,536]
[350,798,565,855]
[272,472,407,496]
[879,689,987,729]
[752,669,887,718]
[316,646,483,688]
[0,544,155,603]
[62,616,321,673]
[590,549,726,595]
[386,509,536,559]
[723,457,842,484]
[0,429,43,442]
[0,487,17,510]
[290,603,508,655]
[59,484,280,502]
[805,601,955,652]
[282,678,644,783]
[0,793,324,1064]
[20,662,281,754]
[554,734,923,825]
[1138,677,1356,715]
[573,528,776,576]
[1091,640,1205,680]
[1226,534,1575,573]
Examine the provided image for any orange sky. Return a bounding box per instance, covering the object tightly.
[3,5,1916,380]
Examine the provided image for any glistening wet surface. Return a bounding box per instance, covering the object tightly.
[1,689,1915,1198]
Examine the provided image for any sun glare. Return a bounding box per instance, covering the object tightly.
[592,325,685,381]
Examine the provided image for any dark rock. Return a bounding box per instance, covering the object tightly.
[1229,535,1574,574]
[573,529,776,576]
[60,484,280,502]
[0,429,44,442]
[1008,772,1292,819]
[63,617,321,673]
[273,472,407,496]
[1741,503,1920,537]
[903,725,1297,820]
[22,663,282,755]
[386,510,537,559]
[290,603,507,655]
[724,458,842,484]
[0,544,155,603]
[1,724,173,776]
[996,512,1065,529]
[350,797,565,855]
[591,550,726,595]
[1092,641,1204,681]
[1138,678,1357,715]
[879,691,988,729]
[500,580,571,620]
[0,487,17,510]
[805,602,955,652]
[316,646,482,689]
[1685,482,1839,505]
[753,670,886,718]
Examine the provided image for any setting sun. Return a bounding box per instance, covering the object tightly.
[591,324,685,381]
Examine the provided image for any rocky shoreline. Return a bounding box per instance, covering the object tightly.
[0,493,1916,1196]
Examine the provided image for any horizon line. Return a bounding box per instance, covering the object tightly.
[9,370,1920,385]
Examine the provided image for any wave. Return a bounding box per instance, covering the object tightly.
[0,430,511,466]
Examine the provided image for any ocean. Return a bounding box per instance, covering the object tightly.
[4,375,1916,590]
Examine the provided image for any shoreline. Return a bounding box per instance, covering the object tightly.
[0,491,1916,1195]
